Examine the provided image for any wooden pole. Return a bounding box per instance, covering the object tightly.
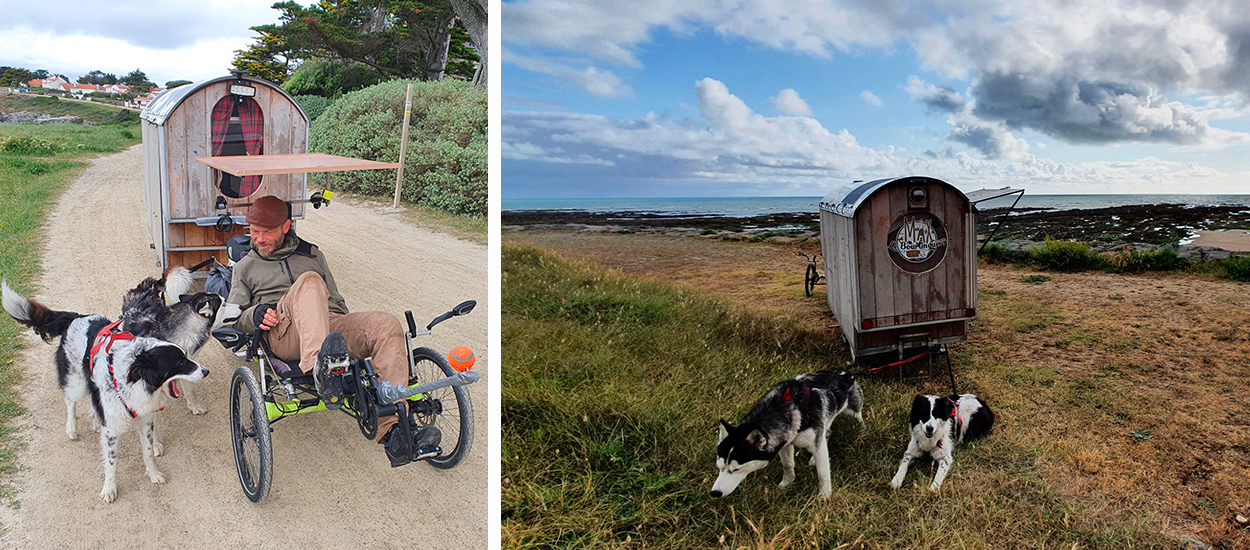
[393,83,414,208]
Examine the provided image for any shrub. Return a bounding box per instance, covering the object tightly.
[1028,239,1106,272]
[282,60,387,98]
[0,136,59,155]
[980,242,1029,264]
[1107,247,1189,273]
[292,95,334,122]
[1220,256,1250,282]
[310,79,486,217]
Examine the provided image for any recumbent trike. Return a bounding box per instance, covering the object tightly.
[210,298,478,503]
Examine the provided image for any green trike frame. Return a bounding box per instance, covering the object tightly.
[211,301,477,502]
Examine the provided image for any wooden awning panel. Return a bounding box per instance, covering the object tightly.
[196,153,400,176]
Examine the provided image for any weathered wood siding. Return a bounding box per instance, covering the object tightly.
[854,182,970,329]
[822,210,858,351]
[822,177,976,358]
[154,78,308,269]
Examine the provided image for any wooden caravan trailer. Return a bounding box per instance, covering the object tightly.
[140,73,309,270]
[818,176,1021,361]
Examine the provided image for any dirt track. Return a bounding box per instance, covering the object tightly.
[0,146,488,548]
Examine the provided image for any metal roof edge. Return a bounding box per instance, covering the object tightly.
[140,75,310,126]
[819,176,966,218]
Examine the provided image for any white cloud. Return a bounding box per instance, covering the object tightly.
[771,89,812,116]
[506,0,1250,148]
[861,90,882,107]
[0,0,280,83]
[504,79,1248,194]
[506,50,634,99]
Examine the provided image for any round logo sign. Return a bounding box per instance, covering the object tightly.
[887,212,948,273]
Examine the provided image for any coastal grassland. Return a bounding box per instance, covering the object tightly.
[0,120,141,507]
[501,244,1174,549]
[0,94,140,126]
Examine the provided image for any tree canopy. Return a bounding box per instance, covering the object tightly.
[78,70,119,85]
[233,0,481,84]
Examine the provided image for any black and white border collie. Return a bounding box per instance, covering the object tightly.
[713,370,864,499]
[2,282,208,503]
[120,266,222,414]
[890,394,994,491]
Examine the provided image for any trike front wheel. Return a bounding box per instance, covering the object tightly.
[230,366,272,502]
[409,347,474,469]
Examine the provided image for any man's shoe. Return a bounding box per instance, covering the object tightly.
[314,331,349,410]
[382,424,442,468]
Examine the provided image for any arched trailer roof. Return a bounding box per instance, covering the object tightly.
[140,74,309,126]
[818,177,1023,218]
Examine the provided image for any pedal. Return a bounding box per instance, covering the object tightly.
[414,446,441,461]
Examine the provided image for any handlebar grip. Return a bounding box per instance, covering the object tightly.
[426,311,454,331]
[405,311,416,335]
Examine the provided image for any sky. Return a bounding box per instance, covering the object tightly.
[502,0,1250,199]
[0,0,286,86]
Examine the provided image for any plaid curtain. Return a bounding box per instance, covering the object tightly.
[237,97,264,195]
[210,98,233,156]
[209,96,265,196]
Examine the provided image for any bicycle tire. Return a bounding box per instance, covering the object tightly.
[230,366,273,502]
[805,263,817,297]
[409,347,474,469]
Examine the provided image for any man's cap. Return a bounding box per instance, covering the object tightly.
[246,195,289,228]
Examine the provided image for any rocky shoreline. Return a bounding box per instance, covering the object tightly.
[0,110,96,125]
[503,203,1250,259]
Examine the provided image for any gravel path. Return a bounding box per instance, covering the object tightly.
[1,145,489,548]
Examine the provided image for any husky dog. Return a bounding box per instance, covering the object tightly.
[120,267,222,414]
[712,370,864,499]
[890,394,994,491]
[2,282,209,502]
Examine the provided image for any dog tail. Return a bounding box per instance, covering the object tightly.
[163,266,194,302]
[1,281,82,343]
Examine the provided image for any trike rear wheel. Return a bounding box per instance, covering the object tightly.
[409,347,473,469]
[230,366,272,502]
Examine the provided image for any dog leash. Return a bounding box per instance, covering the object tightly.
[845,346,959,396]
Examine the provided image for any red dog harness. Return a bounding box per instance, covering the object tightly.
[90,320,146,418]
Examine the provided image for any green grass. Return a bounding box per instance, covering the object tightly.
[0,93,140,125]
[502,245,1170,549]
[0,120,141,507]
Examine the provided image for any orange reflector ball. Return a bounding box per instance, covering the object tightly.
[448,345,475,371]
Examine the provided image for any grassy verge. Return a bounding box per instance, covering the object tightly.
[0,120,141,508]
[306,189,487,245]
[502,244,1171,549]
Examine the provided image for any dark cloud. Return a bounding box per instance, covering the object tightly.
[916,85,965,113]
[970,71,1218,145]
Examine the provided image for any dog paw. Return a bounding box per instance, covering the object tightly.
[889,478,903,490]
[818,487,832,499]
[928,482,942,492]
[152,440,164,457]
[186,401,208,415]
[148,470,167,484]
[778,478,794,489]
[66,428,78,440]
[99,485,117,503]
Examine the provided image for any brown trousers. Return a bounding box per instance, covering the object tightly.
[266,272,407,441]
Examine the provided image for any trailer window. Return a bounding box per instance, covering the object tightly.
[210,95,264,198]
